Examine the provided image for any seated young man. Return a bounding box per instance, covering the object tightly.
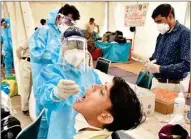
[52,77,143,139]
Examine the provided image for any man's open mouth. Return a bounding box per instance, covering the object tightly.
[75,96,86,103]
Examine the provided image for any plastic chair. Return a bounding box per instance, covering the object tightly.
[95,57,111,74]
[16,109,45,139]
[112,132,121,139]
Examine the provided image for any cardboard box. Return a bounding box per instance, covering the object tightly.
[153,88,178,115]
[155,100,174,114]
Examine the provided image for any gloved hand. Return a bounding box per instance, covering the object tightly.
[145,62,160,74]
[55,79,80,99]
[144,59,156,66]
[143,59,150,64]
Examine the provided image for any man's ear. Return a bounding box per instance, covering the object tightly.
[68,14,73,19]
[168,13,173,20]
[56,14,62,21]
[97,112,113,124]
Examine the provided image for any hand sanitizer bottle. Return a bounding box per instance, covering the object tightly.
[174,82,185,115]
[174,93,185,114]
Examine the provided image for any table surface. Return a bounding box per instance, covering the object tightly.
[124,112,190,139]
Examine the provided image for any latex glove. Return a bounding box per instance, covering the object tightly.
[55,79,80,99]
[144,59,156,66]
[143,59,150,64]
[145,63,160,74]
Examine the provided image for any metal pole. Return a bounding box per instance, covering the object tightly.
[107,1,109,31]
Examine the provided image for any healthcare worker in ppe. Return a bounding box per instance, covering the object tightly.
[29,4,80,139]
[30,4,80,115]
[1,18,14,76]
[36,26,101,139]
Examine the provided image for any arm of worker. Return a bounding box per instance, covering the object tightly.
[38,66,79,110]
[39,79,79,110]
[159,30,190,75]
[29,27,49,63]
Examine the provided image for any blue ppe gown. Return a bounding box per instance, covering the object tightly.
[29,9,61,139]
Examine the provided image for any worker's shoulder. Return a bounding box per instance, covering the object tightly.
[178,23,190,33]
[35,25,52,36]
[38,25,50,31]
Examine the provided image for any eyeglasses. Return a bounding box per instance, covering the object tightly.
[60,14,75,25]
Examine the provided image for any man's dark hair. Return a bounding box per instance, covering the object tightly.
[58,4,80,21]
[1,19,5,24]
[152,4,175,19]
[115,30,123,36]
[40,19,46,25]
[105,77,143,131]
[63,26,84,38]
[130,27,136,32]
[89,18,95,22]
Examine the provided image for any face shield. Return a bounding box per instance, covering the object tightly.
[58,35,89,71]
[58,26,94,94]
[57,14,76,33]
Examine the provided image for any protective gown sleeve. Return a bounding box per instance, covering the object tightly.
[36,65,65,111]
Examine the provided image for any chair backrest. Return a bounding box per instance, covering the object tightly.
[95,57,111,74]
[16,109,45,139]
[112,132,121,139]
[112,131,133,139]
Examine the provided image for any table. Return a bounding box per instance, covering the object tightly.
[124,112,190,139]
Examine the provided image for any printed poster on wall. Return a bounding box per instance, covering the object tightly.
[125,3,149,27]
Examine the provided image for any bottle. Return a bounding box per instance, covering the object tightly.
[174,93,185,114]
[184,105,190,124]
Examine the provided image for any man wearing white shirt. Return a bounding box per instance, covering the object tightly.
[16,40,32,116]
[86,18,99,34]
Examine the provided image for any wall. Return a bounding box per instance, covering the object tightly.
[108,2,136,39]
[185,2,190,29]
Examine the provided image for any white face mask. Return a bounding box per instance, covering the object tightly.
[58,24,70,34]
[64,49,85,68]
[157,23,170,34]
[74,113,102,133]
